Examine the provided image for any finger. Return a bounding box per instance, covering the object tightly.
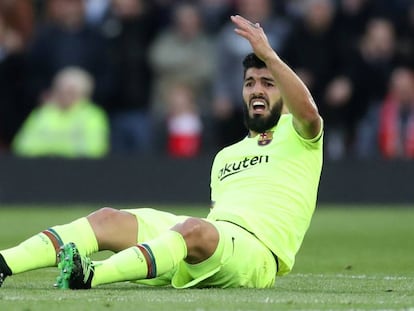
[234,28,250,39]
[231,15,250,24]
[231,15,262,34]
[230,15,244,29]
[231,15,254,29]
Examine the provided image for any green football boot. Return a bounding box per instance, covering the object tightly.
[55,242,94,290]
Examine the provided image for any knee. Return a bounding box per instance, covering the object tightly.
[172,218,219,262]
[88,207,119,225]
[87,207,135,232]
[87,207,138,251]
[174,218,205,241]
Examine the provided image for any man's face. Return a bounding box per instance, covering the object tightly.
[242,67,283,133]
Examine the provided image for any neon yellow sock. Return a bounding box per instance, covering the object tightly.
[92,230,187,287]
[0,217,98,274]
[51,218,98,256]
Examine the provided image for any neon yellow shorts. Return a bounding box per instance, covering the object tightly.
[123,208,276,288]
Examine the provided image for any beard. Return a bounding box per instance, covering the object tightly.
[243,98,283,133]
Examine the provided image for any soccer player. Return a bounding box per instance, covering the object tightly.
[0,15,323,289]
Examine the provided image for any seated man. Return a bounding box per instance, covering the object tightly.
[0,15,323,289]
[12,67,109,158]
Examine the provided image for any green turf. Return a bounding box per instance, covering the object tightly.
[0,205,413,310]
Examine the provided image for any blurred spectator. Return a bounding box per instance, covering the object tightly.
[26,0,112,110]
[149,2,215,117]
[102,0,160,154]
[165,82,203,158]
[198,0,232,35]
[282,0,337,101]
[213,0,291,148]
[378,67,414,158]
[327,0,376,157]
[0,0,34,152]
[351,17,399,114]
[1,0,411,160]
[12,67,109,158]
[348,18,400,157]
[333,0,375,63]
[355,67,414,159]
[282,0,347,159]
[148,2,215,153]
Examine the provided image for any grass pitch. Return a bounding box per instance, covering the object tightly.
[0,204,413,310]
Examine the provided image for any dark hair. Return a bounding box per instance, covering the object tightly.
[242,53,266,77]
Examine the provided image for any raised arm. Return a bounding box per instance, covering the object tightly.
[231,15,322,139]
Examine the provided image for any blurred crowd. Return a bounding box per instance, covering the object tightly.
[0,0,413,160]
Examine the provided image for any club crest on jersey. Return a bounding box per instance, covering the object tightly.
[258,131,273,146]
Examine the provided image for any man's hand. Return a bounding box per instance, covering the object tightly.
[230,15,275,62]
[231,15,321,139]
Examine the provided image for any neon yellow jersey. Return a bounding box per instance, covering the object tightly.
[12,99,109,158]
[207,114,323,275]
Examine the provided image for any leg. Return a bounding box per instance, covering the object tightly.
[87,207,138,252]
[171,217,219,264]
[0,207,136,288]
[59,216,220,289]
[0,213,97,279]
[172,221,277,289]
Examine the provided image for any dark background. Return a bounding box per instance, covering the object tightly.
[0,156,412,205]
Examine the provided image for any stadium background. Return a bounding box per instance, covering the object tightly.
[0,0,413,205]
[0,3,413,309]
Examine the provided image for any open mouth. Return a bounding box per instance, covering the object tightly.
[251,100,267,114]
